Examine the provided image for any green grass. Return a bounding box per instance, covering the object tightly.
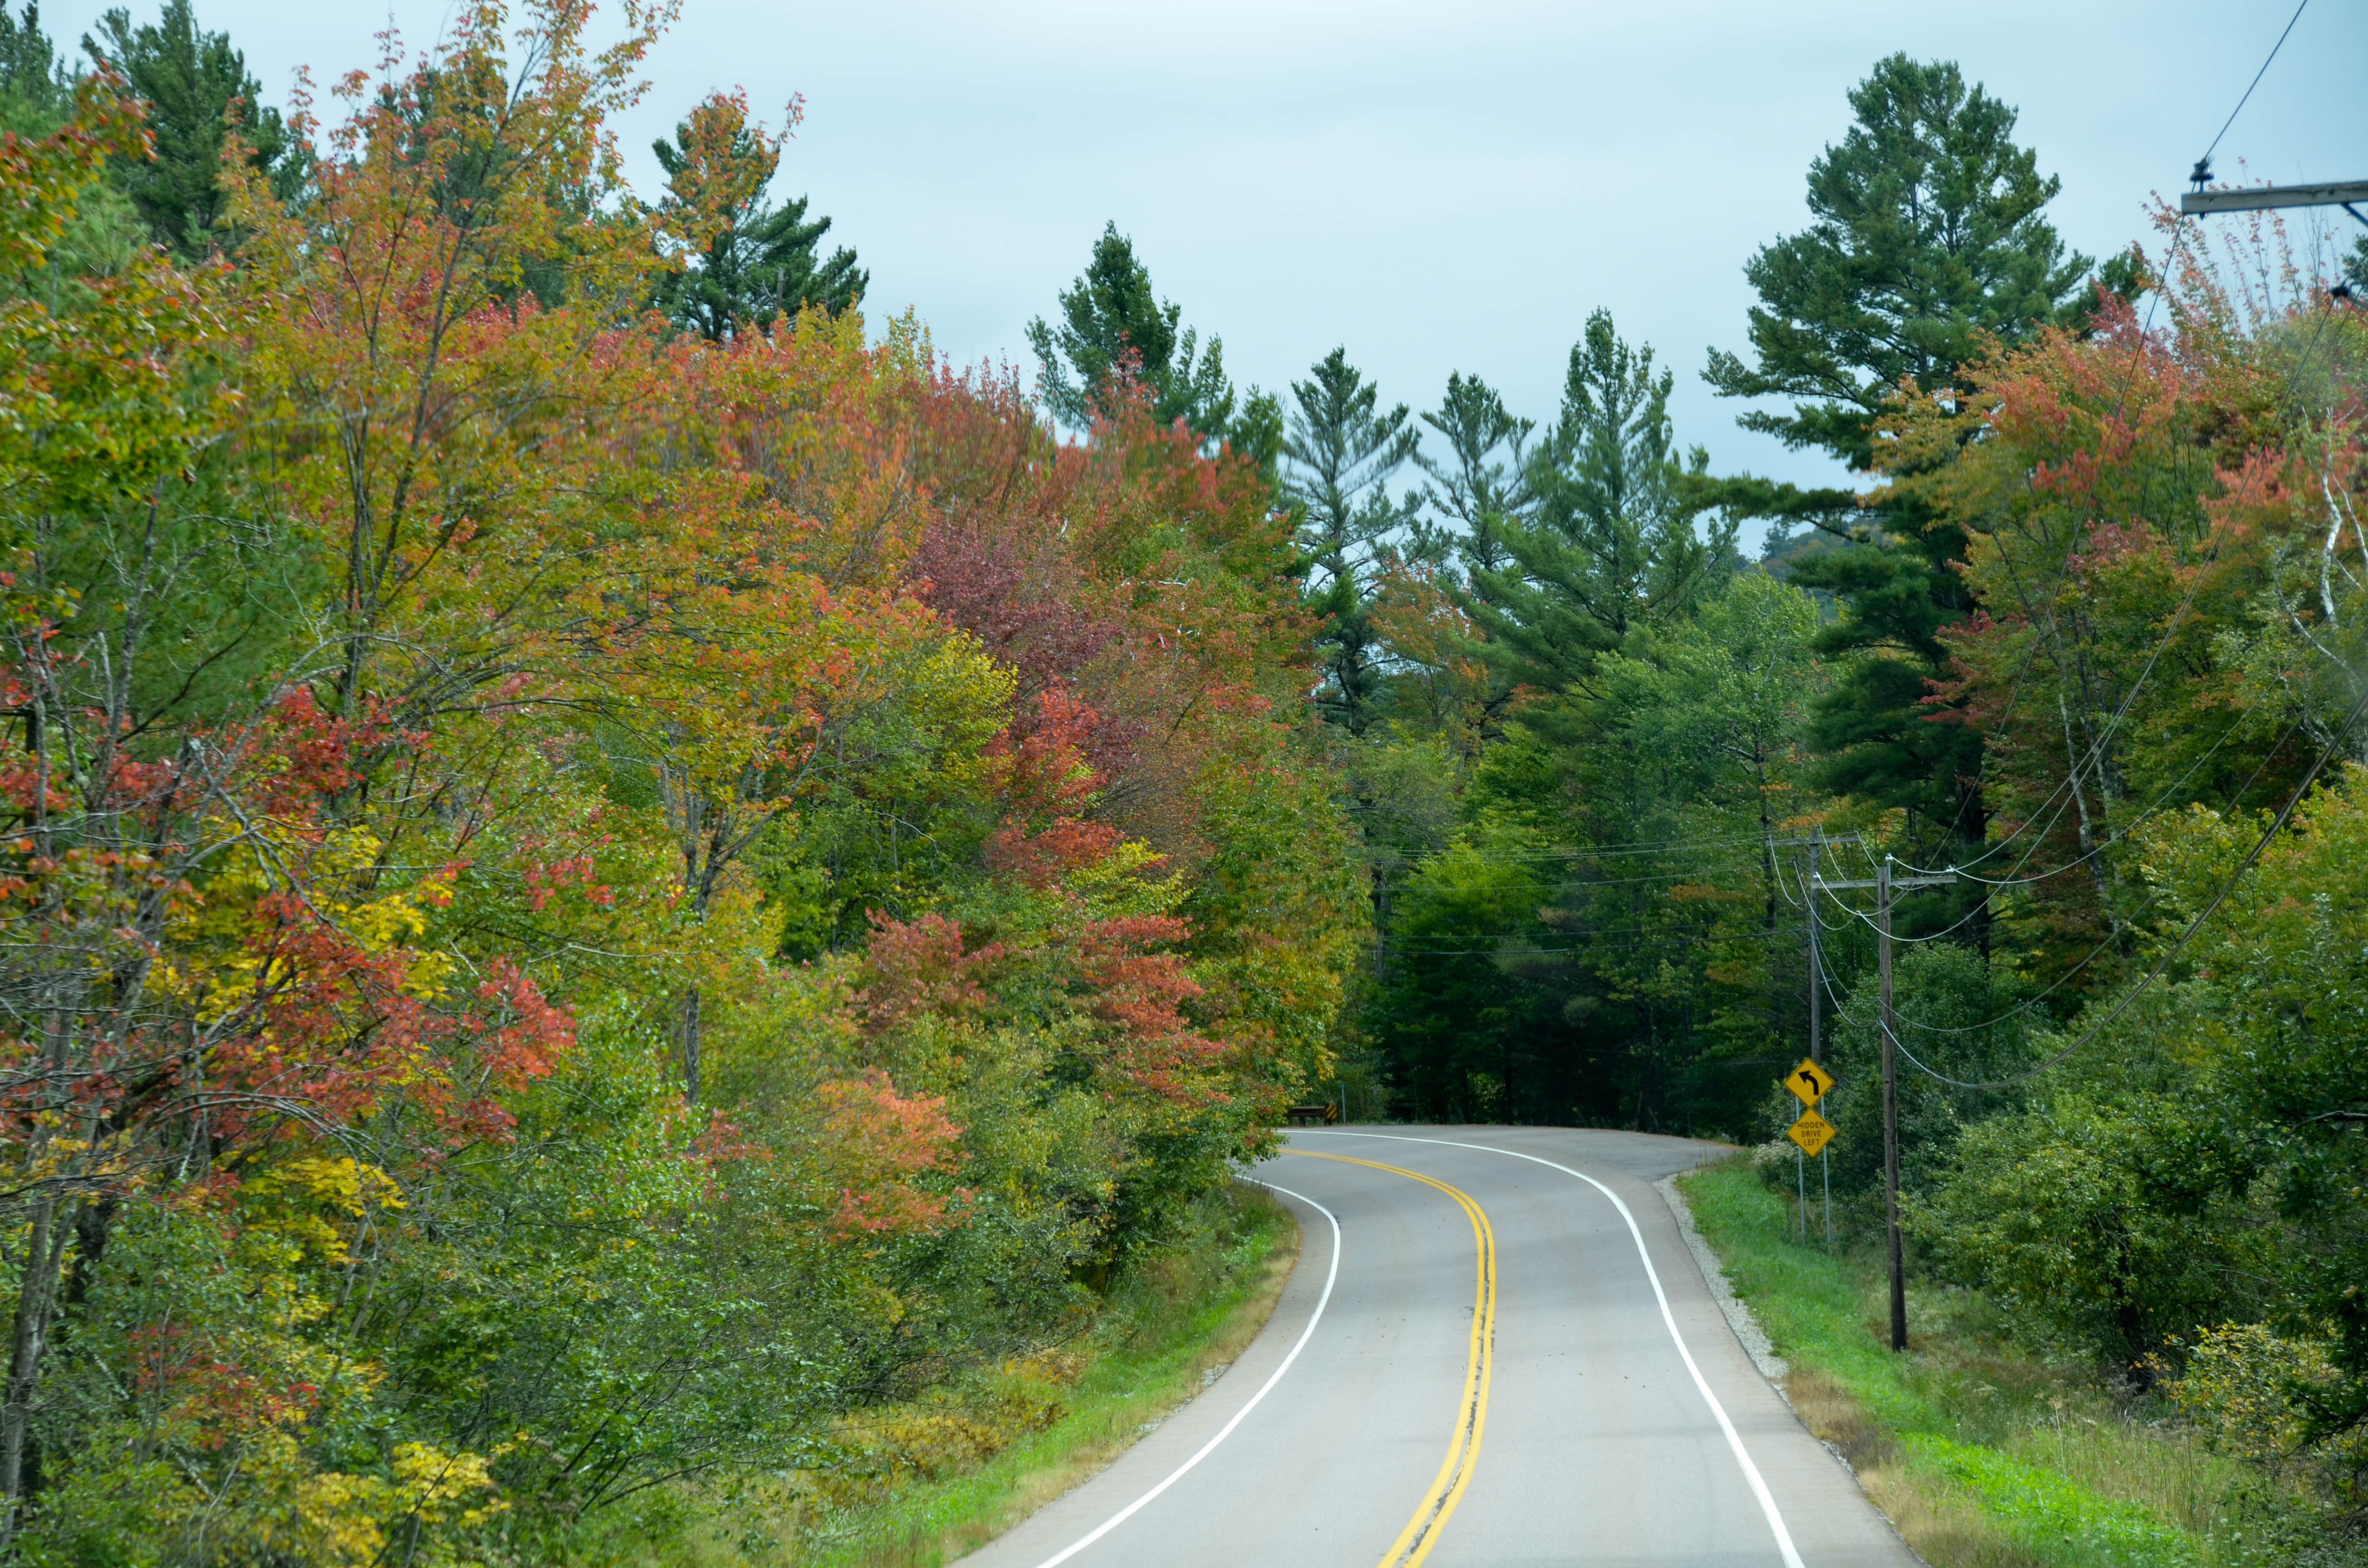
[626,1182,1300,1568]
[1677,1159,2306,1568]
[1905,1435,2194,1567]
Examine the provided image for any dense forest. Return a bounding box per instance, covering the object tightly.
[0,0,2364,1560]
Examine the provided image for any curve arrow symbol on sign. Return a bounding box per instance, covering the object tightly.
[1785,1058,1836,1106]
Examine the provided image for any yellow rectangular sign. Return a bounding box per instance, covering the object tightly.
[1785,1057,1836,1106]
[1787,1108,1836,1157]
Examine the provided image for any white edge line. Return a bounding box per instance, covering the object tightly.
[1301,1131,1806,1568]
[1023,1180,1342,1568]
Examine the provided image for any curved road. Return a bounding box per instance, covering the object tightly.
[955,1126,1917,1568]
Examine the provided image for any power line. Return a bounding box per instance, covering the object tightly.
[1891,213,2205,881]
[1419,831,1812,862]
[1386,14,2346,1060]
[1894,288,2344,895]
[1859,696,2261,948]
[1865,679,2368,1090]
[1864,279,2344,938]
[2200,0,2309,170]
[1939,2,2346,883]
[1908,37,2346,889]
[1406,296,2334,969]
[1869,662,2334,1040]
[1825,0,2342,1088]
[1381,925,1798,959]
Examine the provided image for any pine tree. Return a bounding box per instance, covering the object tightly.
[83,0,293,256]
[653,93,865,341]
[1704,53,2091,466]
[1416,372,1534,584]
[1283,347,1419,734]
[1026,221,1241,444]
[0,3,65,131]
[1466,311,1726,710]
[1705,55,2094,885]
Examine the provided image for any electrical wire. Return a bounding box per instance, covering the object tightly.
[1925,0,2321,894]
[1815,703,2313,1048]
[1810,951,2030,1090]
[2200,0,2309,170]
[1858,651,2335,1041]
[1832,275,2345,963]
[1893,71,2333,888]
[1393,15,2341,1065]
[1888,294,2345,897]
[1832,693,2254,949]
[1419,831,1815,862]
[1855,678,2368,1090]
[1894,325,2296,889]
[1381,925,1799,959]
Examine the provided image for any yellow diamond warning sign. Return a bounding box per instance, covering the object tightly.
[1787,1108,1837,1157]
[1785,1057,1836,1106]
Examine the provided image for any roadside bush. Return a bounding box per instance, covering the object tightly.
[1909,1094,2264,1384]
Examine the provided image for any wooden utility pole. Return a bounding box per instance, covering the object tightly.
[1814,853,1953,1351]
[1806,828,1827,1248]
[1805,828,1823,1066]
[1877,859,1903,1351]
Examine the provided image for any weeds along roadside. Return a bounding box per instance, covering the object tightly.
[622,1183,1300,1568]
[1677,1159,2341,1568]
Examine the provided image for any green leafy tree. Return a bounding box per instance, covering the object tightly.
[82,0,292,256]
[653,90,865,341]
[1283,347,1420,734]
[1026,220,1245,444]
[1466,310,1727,713]
[1602,571,1824,941]
[1705,54,2095,889]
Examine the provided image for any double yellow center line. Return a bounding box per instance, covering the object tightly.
[1287,1150,1497,1568]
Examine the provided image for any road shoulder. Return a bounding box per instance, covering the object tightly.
[1656,1172,1789,1383]
[943,1181,1332,1568]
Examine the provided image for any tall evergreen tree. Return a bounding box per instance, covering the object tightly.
[83,0,292,256]
[1026,221,1250,446]
[1466,311,1726,712]
[1704,53,2091,465]
[0,3,64,130]
[1283,347,1419,734]
[1705,54,2096,888]
[1416,371,1534,584]
[654,93,865,340]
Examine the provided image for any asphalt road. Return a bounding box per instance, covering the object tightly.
[953,1126,1919,1568]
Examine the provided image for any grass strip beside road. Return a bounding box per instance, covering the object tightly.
[1675,1159,2292,1568]
[638,1183,1300,1568]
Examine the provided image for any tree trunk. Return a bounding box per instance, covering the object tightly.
[2,1190,77,1545]
[680,985,702,1106]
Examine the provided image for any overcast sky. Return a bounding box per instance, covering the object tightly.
[42,0,2368,529]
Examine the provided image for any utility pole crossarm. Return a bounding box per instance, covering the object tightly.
[2180,179,2368,216]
